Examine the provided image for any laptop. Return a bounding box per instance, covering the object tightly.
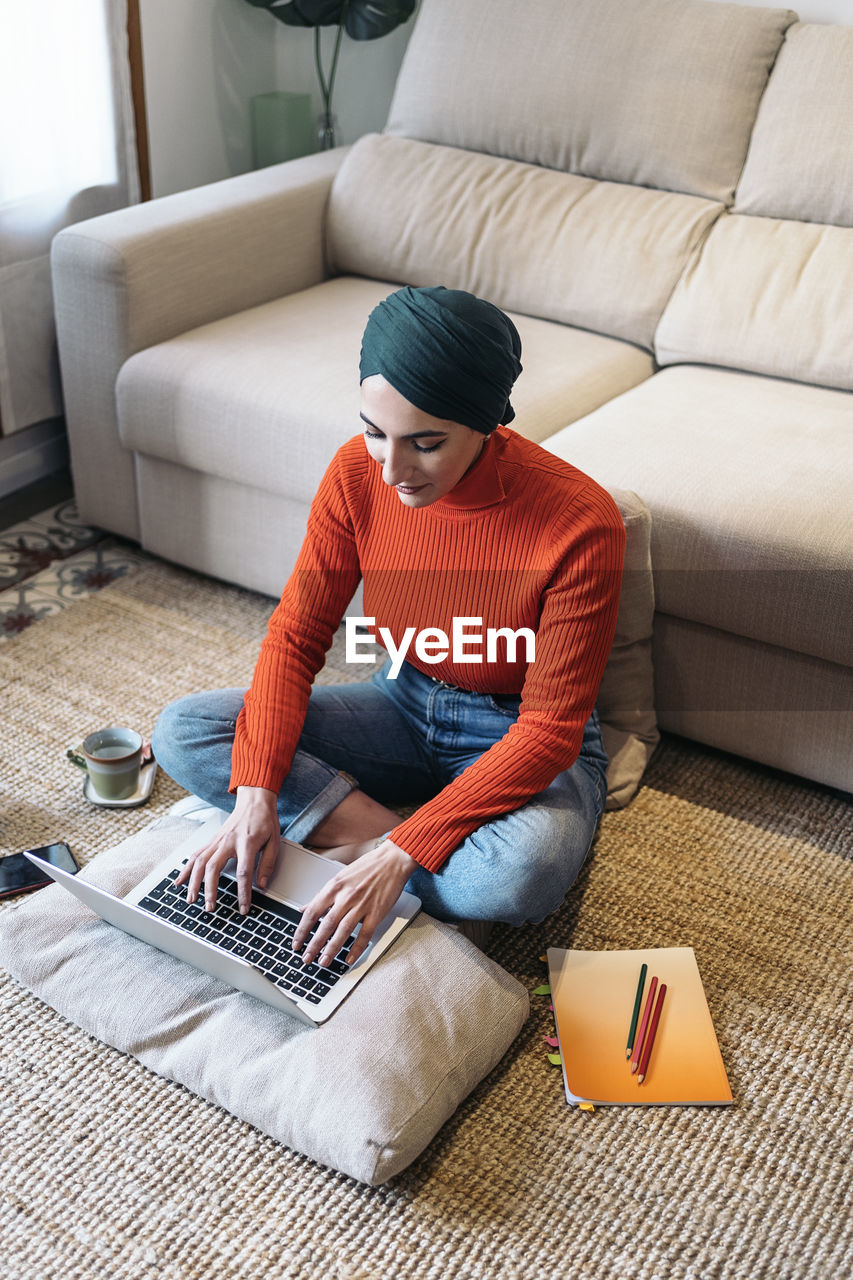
[25,813,421,1026]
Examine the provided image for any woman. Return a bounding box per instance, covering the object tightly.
[152,286,625,971]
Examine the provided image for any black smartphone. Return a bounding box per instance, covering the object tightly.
[0,842,79,900]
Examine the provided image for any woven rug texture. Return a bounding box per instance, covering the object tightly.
[1,560,850,1280]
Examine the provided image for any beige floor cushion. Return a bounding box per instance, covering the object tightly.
[0,817,528,1186]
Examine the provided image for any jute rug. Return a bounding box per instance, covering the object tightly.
[1,559,850,1280]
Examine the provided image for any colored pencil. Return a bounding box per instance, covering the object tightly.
[637,983,667,1084]
[625,962,648,1059]
[630,975,658,1074]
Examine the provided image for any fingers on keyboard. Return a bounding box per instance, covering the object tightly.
[137,874,354,998]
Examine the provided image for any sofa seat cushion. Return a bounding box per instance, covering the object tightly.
[0,817,529,1187]
[544,365,853,668]
[117,276,654,504]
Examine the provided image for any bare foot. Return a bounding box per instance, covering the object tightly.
[308,789,400,850]
[317,837,380,865]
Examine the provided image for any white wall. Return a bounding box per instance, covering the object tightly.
[139,0,853,199]
[139,0,414,198]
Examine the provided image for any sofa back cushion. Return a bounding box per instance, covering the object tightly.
[386,0,795,202]
[327,134,721,351]
[656,22,853,392]
[735,24,853,226]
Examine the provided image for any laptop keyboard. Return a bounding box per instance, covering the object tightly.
[136,867,355,1006]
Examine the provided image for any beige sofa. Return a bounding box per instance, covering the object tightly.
[51,0,853,794]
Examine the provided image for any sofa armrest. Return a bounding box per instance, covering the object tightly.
[51,148,347,539]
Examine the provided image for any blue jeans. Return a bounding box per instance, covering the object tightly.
[151,660,609,926]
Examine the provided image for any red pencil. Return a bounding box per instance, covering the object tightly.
[637,983,667,1084]
[630,975,658,1074]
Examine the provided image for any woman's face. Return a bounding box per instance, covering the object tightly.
[360,375,488,508]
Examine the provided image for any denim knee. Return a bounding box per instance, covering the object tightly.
[150,695,196,773]
[408,776,603,927]
[150,688,245,799]
[485,825,593,924]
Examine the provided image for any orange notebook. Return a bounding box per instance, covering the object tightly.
[547,946,733,1107]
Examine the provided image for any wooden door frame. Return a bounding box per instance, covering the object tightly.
[127,0,152,201]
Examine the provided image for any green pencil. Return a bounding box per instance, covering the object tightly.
[625,962,648,1059]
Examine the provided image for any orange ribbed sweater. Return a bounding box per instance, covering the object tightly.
[231,426,625,872]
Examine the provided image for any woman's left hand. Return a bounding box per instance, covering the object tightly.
[292,839,418,969]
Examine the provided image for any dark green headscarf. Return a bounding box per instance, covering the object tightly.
[359,286,523,434]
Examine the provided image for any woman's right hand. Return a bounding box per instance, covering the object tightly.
[175,785,280,914]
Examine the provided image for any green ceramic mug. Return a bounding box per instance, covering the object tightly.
[81,726,143,801]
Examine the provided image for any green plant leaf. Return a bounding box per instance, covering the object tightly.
[244,0,417,39]
[243,1,343,28]
[344,1,417,41]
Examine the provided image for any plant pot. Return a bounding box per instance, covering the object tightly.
[250,91,316,167]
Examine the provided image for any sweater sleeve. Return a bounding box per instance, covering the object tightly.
[229,448,362,794]
[388,494,626,872]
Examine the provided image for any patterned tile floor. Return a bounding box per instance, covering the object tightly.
[0,501,148,640]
